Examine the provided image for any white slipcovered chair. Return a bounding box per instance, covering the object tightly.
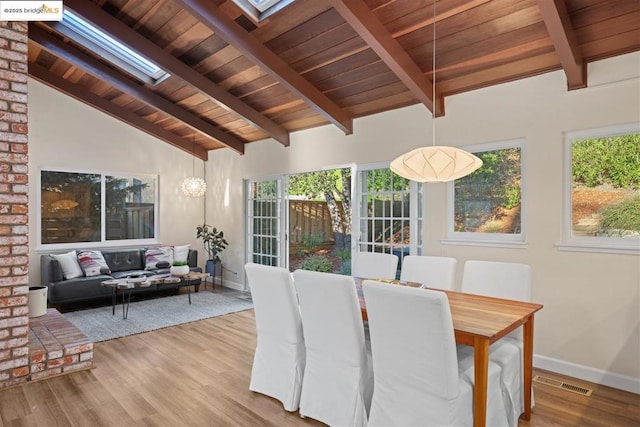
[244,263,305,412]
[352,251,398,280]
[399,255,457,290]
[460,260,533,427]
[292,269,373,427]
[362,280,510,427]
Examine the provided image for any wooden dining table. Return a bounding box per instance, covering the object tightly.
[355,278,543,427]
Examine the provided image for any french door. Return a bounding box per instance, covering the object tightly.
[354,164,423,275]
[245,178,287,267]
[245,165,422,279]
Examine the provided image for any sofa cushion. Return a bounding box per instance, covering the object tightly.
[47,275,115,303]
[145,247,173,270]
[47,257,64,283]
[51,251,83,279]
[103,249,144,272]
[77,250,111,277]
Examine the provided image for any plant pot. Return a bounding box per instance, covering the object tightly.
[205,259,220,276]
[170,265,190,276]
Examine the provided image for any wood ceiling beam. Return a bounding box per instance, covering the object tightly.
[328,0,441,116]
[390,0,491,39]
[29,61,209,160]
[536,0,586,90]
[62,0,290,147]
[29,24,245,154]
[174,0,353,134]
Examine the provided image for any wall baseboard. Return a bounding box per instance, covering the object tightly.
[221,279,244,291]
[534,354,640,394]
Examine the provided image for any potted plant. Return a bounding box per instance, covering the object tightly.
[196,224,228,277]
[170,260,190,277]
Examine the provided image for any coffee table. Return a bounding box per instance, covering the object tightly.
[101,272,210,319]
[101,277,152,319]
[146,272,210,304]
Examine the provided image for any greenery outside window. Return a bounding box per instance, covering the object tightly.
[39,169,158,249]
[444,140,525,247]
[560,124,640,254]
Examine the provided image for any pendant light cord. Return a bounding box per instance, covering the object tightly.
[432,0,436,147]
[192,136,196,176]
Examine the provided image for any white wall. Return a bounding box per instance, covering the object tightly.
[206,52,640,390]
[28,78,208,283]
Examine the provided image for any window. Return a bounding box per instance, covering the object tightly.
[356,165,423,277]
[232,0,295,23]
[59,10,169,85]
[560,124,640,254]
[444,140,525,247]
[40,169,158,248]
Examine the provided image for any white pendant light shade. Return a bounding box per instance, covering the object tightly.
[181,176,207,197]
[390,146,483,183]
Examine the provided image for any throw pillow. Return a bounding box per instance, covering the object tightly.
[172,244,190,263]
[51,250,84,279]
[145,247,173,270]
[77,250,110,277]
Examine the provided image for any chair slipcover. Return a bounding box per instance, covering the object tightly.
[352,251,398,280]
[362,280,509,427]
[244,263,305,412]
[292,269,373,427]
[460,260,534,426]
[400,255,457,290]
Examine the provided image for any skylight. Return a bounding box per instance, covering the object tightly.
[60,10,169,85]
[232,0,295,23]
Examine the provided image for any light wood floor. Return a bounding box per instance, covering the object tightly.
[1,291,638,426]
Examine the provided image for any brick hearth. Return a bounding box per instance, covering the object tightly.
[27,309,94,381]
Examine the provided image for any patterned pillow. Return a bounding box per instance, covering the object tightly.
[51,250,84,279]
[145,247,173,270]
[77,250,110,277]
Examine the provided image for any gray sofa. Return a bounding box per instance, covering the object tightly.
[41,248,202,305]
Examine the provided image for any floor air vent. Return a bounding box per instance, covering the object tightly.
[533,375,593,396]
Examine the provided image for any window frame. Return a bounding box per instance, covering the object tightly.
[59,10,170,86]
[231,0,295,23]
[442,139,527,248]
[37,167,160,251]
[559,123,640,255]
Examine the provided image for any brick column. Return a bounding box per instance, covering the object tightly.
[0,22,29,388]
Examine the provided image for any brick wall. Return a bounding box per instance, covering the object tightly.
[0,21,30,388]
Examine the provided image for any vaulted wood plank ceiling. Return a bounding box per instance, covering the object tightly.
[27,0,640,160]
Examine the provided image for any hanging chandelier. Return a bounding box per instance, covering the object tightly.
[390,1,482,183]
[181,136,207,197]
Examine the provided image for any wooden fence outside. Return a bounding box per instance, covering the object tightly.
[289,200,335,248]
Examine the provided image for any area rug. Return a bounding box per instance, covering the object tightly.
[63,292,254,343]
